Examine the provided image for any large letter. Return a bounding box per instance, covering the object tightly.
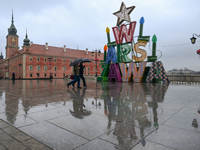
[133,41,147,62]
[120,44,132,63]
[108,64,122,82]
[112,21,136,44]
[119,62,146,82]
[146,61,169,83]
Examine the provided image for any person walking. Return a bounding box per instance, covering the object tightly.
[12,71,15,80]
[67,64,82,89]
[79,62,87,88]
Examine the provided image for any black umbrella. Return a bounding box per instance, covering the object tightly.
[70,58,91,66]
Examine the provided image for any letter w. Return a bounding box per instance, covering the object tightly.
[112,21,136,44]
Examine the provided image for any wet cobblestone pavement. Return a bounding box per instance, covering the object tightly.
[0,79,200,150]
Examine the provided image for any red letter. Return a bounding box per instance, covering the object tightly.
[112,21,136,44]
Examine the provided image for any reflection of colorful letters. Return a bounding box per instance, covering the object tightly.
[133,41,147,62]
[119,62,146,82]
[112,21,136,44]
[146,61,169,83]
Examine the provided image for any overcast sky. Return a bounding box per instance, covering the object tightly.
[0,0,200,71]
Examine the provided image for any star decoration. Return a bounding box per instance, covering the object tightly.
[113,2,135,26]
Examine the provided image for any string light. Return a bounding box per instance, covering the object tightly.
[158,41,200,48]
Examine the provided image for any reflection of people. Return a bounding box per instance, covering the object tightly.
[68,88,91,119]
[67,64,81,89]
[79,62,87,88]
[12,71,15,80]
[50,73,53,79]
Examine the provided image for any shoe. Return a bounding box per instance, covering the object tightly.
[84,86,87,88]
[77,87,82,89]
[67,84,69,88]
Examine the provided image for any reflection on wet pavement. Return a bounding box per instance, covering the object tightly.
[0,79,200,150]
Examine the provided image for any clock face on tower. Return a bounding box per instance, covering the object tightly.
[11,38,16,43]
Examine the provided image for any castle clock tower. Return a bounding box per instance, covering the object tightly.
[5,11,19,58]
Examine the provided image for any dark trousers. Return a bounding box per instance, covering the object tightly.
[67,75,80,87]
[80,75,86,86]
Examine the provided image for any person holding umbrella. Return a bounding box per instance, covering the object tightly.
[79,62,87,88]
[67,64,82,89]
[67,58,91,89]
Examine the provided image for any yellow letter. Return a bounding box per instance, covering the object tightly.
[133,41,147,61]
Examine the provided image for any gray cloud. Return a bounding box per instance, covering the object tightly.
[0,0,200,71]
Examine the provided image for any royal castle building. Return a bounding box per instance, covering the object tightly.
[0,13,103,79]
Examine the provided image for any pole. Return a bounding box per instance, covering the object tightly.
[48,57,52,79]
[96,50,97,77]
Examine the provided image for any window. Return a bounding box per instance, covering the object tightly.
[13,51,15,53]
[44,58,47,62]
[63,66,66,71]
[88,62,90,64]
[44,65,48,71]
[37,57,40,61]
[93,67,95,71]
[29,65,33,71]
[70,60,72,63]
[37,65,40,71]
[37,73,40,77]
[63,59,65,63]
[54,73,56,77]
[63,73,65,76]
[54,66,57,71]
[30,73,32,77]
[44,73,47,77]
[54,58,57,62]
[84,68,86,74]
[88,67,90,75]
[93,61,95,64]
[30,57,32,61]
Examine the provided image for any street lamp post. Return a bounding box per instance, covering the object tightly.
[48,57,53,79]
[91,49,101,77]
[18,63,22,79]
[190,33,200,44]
[5,66,7,79]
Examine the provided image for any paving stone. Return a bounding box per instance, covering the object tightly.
[1,139,29,150]
[41,146,53,150]
[0,129,4,135]
[0,121,10,129]
[22,138,46,150]
[0,144,6,150]
[0,133,13,142]
[3,126,20,134]
[12,132,32,142]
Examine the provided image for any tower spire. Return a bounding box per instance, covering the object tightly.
[8,9,17,35]
[23,28,30,46]
[11,9,14,24]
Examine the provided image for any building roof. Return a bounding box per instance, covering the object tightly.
[26,44,104,60]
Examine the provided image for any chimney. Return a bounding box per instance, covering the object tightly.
[86,48,88,54]
[64,45,66,52]
[45,42,48,50]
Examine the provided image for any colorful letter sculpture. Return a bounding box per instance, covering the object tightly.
[97,2,169,83]
[146,61,169,83]
[108,64,122,82]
